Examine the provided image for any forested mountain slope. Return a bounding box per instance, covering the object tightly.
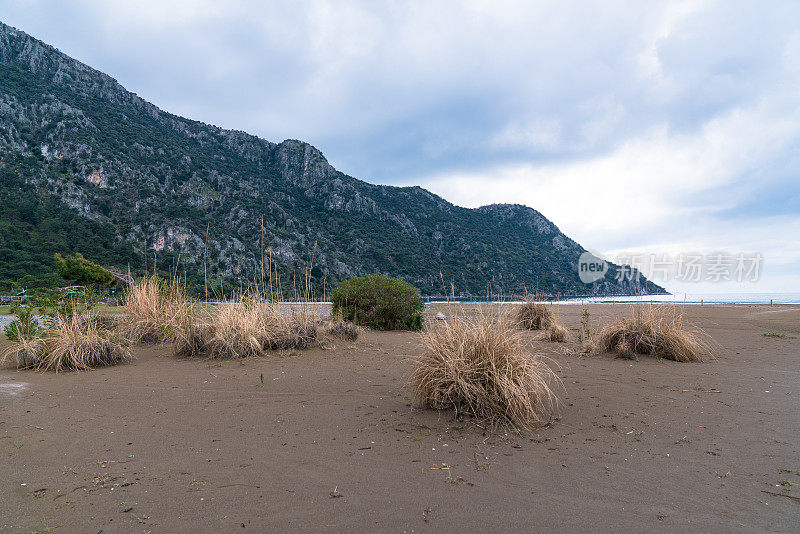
[0,21,663,296]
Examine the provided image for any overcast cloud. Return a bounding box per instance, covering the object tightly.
[2,0,798,292]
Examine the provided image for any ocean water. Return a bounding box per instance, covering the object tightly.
[550,292,800,305]
[426,293,800,305]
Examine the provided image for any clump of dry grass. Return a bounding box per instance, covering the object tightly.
[171,304,212,358]
[516,298,567,342]
[2,315,131,372]
[206,302,265,359]
[263,314,319,350]
[170,297,322,359]
[547,323,569,343]
[172,321,211,358]
[410,312,560,427]
[121,275,188,343]
[591,305,711,362]
[325,318,360,341]
[3,337,44,369]
[516,300,554,330]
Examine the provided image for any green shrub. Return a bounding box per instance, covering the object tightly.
[332,274,424,330]
[54,253,116,286]
[30,286,101,321]
[4,305,39,341]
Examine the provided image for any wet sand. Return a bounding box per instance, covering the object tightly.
[1,304,798,532]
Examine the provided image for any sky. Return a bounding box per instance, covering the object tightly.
[2,0,799,293]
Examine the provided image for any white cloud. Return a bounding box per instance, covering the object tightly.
[413,91,800,292]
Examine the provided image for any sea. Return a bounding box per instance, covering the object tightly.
[425,292,800,305]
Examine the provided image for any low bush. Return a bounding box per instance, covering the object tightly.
[264,315,319,350]
[592,305,711,362]
[4,337,43,369]
[332,274,423,330]
[172,319,212,359]
[410,312,560,427]
[4,305,39,341]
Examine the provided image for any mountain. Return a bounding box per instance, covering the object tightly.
[0,21,665,297]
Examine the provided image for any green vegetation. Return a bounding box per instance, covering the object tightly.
[332,274,424,330]
[4,304,38,341]
[762,332,786,338]
[0,166,140,291]
[3,286,102,341]
[54,253,116,286]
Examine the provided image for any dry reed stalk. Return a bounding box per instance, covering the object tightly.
[262,311,319,351]
[171,304,212,358]
[1,335,44,369]
[206,301,265,359]
[170,294,322,359]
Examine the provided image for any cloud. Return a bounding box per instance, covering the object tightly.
[1,0,798,291]
[412,93,800,292]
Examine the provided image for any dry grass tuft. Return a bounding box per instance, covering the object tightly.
[264,314,319,350]
[325,318,360,342]
[170,297,322,359]
[121,275,188,343]
[3,337,44,369]
[171,311,212,359]
[547,323,569,343]
[206,302,265,359]
[410,312,560,428]
[2,315,131,372]
[516,300,554,330]
[591,305,712,362]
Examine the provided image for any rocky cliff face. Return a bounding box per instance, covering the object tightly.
[0,21,665,296]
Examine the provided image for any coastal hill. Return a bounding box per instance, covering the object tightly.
[0,21,664,296]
